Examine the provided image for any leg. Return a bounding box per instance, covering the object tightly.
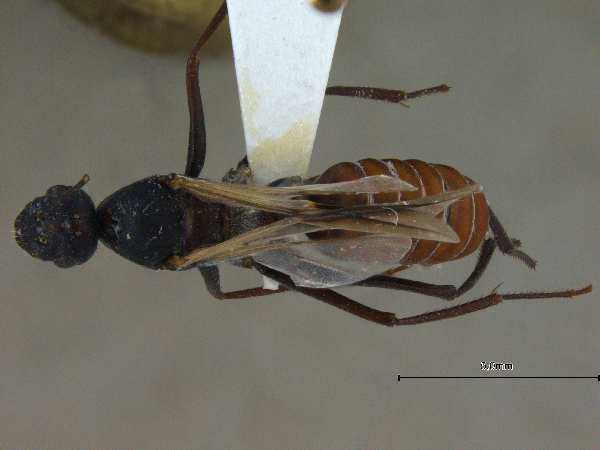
[199,265,287,300]
[184,1,228,177]
[393,285,592,325]
[358,238,497,300]
[221,156,253,184]
[488,208,537,269]
[325,84,449,106]
[255,262,591,327]
[254,263,401,326]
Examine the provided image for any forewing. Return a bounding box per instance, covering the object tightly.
[167,174,419,214]
[274,175,417,195]
[168,176,313,214]
[167,175,481,284]
[166,217,305,268]
[306,207,460,243]
[303,184,482,217]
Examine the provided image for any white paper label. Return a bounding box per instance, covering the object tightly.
[227,0,345,184]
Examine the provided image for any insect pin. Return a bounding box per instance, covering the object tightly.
[14,2,591,326]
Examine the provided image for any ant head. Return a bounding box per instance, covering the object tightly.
[14,175,99,268]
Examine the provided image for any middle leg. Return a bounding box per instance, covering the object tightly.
[254,263,401,326]
[199,265,287,300]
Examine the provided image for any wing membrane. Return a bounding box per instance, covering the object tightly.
[167,208,456,270]
[168,176,313,213]
[306,216,458,243]
[167,174,421,214]
[254,235,412,288]
[302,184,481,218]
[274,175,417,195]
[166,174,482,276]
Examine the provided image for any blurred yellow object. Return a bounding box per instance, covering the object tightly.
[56,0,228,54]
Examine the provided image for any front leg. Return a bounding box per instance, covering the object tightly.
[184,2,228,177]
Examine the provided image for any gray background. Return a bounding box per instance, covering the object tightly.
[2,1,599,448]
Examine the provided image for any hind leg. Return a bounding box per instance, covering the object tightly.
[360,208,537,299]
[359,238,497,300]
[488,208,537,269]
[392,284,591,326]
[255,262,591,326]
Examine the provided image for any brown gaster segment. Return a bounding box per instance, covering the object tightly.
[314,158,489,267]
[400,160,445,265]
[425,164,473,264]
[382,159,442,265]
[356,158,397,203]
[312,162,368,240]
[314,162,368,207]
[462,176,490,259]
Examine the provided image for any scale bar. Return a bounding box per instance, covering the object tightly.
[398,375,600,381]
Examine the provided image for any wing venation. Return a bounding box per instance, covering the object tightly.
[165,174,482,277]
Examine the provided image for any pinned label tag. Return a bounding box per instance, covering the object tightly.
[227,0,346,184]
